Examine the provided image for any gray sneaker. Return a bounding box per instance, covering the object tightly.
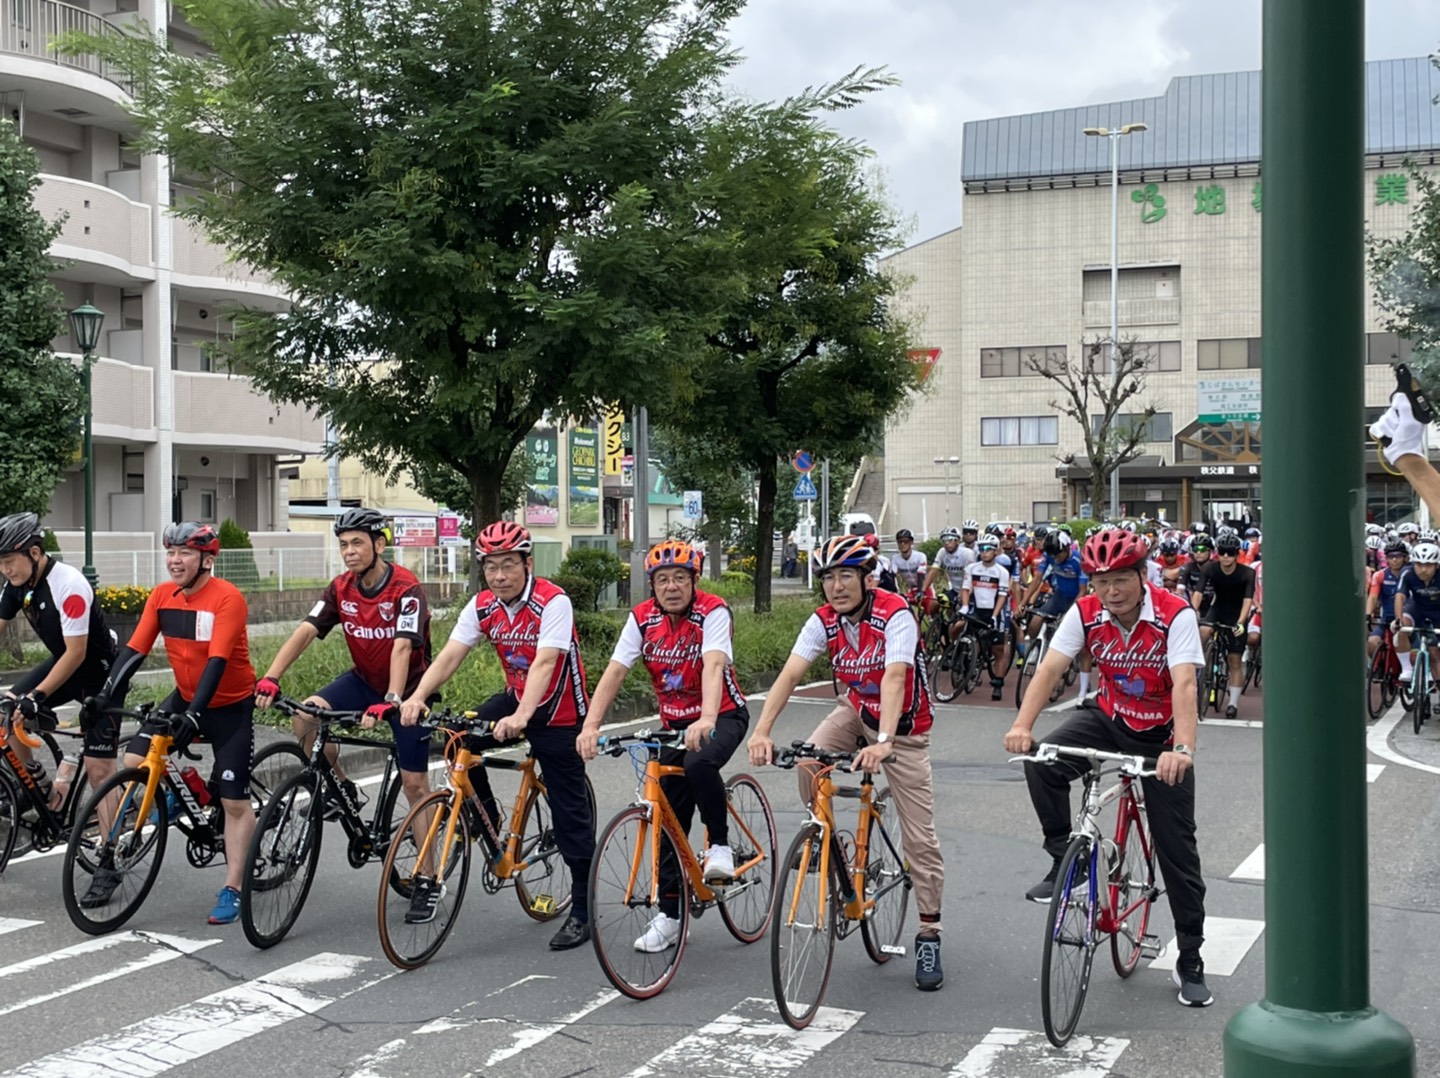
[914,933,944,991]
[1174,950,1214,1007]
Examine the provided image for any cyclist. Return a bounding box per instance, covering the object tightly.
[961,534,1012,700]
[254,508,433,819]
[578,540,748,952]
[399,521,593,951]
[1179,535,1216,609]
[1155,537,1188,594]
[890,529,929,594]
[748,534,946,992]
[1397,522,1420,551]
[998,528,1020,573]
[1240,527,1262,566]
[84,522,257,925]
[1393,541,1440,683]
[961,520,981,553]
[1193,533,1255,719]
[1019,531,1087,694]
[0,511,121,805]
[922,526,973,602]
[864,533,899,592]
[1003,529,1210,1008]
[1367,541,1408,662]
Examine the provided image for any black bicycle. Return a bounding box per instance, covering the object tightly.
[1015,608,1072,707]
[240,696,414,948]
[1197,623,1238,717]
[0,700,97,872]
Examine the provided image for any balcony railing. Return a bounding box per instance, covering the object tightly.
[1082,297,1182,327]
[0,0,133,93]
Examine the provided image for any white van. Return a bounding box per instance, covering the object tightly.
[839,512,877,536]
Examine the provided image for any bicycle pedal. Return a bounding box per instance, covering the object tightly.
[1140,933,1165,960]
[530,894,557,915]
[879,943,907,956]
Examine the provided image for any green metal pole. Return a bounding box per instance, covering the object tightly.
[82,355,98,590]
[1225,2,1412,1072]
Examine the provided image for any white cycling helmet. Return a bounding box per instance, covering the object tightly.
[1411,542,1440,565]
[1366,534,1385,551]
[962,519,980,532]
[1398,522,1420,537]
[940,526,960,542]
[1422,529,1440,545]
[1366,523,1385,536]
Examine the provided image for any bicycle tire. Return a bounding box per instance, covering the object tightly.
[513,773,597,922]
[378,789,470,969]
[250,741,308,810]
[770,825,837,1030]
[63,767,168,936]
[1196,648,1211,716]
[931,639,962,703]
[717,774,777,943]
[1367,649,1390,721]
[963,639,985,694]
[1109,803,1156,979]
[1040,836,1097,1048]
[590,806,691,1000]
[860,795,910,965]
[923,623,947,699]
[0,772,20,874]
[1415,660,1429,736]
[1015,639,1043,708]
[241,770,324,949]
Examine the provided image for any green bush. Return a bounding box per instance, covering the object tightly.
[215,518,260,589]
[917,537,942,562]
[41,528,60,553]
[552,573,598,614]
[557,547,628,611]
[218,518,252,548]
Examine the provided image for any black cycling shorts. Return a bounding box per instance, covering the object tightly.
[126,692,255,801]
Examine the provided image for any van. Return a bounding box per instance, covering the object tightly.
[839,513,877,536]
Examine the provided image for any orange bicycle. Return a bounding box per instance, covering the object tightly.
[589,729,776,998]
[377,710,596,969]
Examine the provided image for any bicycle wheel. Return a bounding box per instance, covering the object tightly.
[590,806,691,999]
[962,639,985,694]
[1196,649,1211,716]
[1414,661,1430,736]
[932,639,962,703]
[1368,649,1390,721]
[1015,639,1043,707]
[250,741,308,809]
[1040,837,1097,1048]
[717,774,777,943]
[513,773,597,922]
[63,768,168,936]
[241,770,324,949]
[0,772,19,874]
[924,625,947,697]
[378,789,470,969]
[860,797,910,965]
[1109,807,1156,978]
[770,825,838,1030]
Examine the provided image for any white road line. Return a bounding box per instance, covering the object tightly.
[0,918,41,937]
[1197,717,1263,729]
[622,997,863,1077]
[1230,844,1265,881]
[1366,699,1440,775]
[1148,915,1264,975]
[3,952,390,1078]
[484,989,619,1067]
[0,932,218,1017]
[1367,763,1386,783]
[949,1027,1129,1077]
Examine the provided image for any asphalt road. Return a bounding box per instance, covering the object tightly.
[0,688,1436,1078]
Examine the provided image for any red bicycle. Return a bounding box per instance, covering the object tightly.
[1367,619,1401,722]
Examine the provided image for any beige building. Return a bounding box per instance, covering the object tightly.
[882,58,1440,534]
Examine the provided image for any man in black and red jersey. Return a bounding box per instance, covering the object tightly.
[749,534,946,992]
[1004,529,1212,1008]
[579,539,749,953]
[401,520,593,951]
[255,508,432,818]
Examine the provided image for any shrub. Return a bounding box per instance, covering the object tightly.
[557,547,628,611]
[216,518,260,589]
[41,528,60,553]
[96,584,150,616]
[552,573,599,614]
[729,554,758,577]
[218,518,252,549]
[917,537,942,562]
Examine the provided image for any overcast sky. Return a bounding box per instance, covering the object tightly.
[724,0,1439,245]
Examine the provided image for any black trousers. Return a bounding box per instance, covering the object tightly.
[1024,705,1207,953]
[465,692,595,921]
[658,708,749,917]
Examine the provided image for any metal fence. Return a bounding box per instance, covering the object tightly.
[0,0,134,93]
[83,547,473,592]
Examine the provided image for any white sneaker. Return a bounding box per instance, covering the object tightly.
[633,912,682,953]
[703,844,735,883]
[1369,393,1427,465]
[1400,669,1414,684]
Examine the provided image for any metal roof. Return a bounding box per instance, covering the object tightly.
[962,57,1440,182]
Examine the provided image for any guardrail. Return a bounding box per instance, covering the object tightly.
[0,0,134,94]
[82,546,473,591]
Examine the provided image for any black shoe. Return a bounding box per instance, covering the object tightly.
[80,863,124,910]
[914,933,943,990]
[991,684,1004,701]
[1225,704,1238,720]
[404,877,440,925]
[1174,949,1214,1007]
[548,914,591,951]
[324,779,364,821]
[1025,855,1086,903]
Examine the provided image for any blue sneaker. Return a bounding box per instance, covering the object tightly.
[207,885,241,925]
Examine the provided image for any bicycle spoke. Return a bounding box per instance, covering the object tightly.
[591,807,690,999]
[1040,839,1096,1047]
[771,827,837,1029]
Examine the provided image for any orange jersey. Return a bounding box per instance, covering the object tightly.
[129,577,255,707]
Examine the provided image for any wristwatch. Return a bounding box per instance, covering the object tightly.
[1172,744,1194,757]
[876,732,893,745]
[384,692,402,705]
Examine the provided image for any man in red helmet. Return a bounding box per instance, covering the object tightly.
[401,520,593,951]
[1003,529,1212,1009]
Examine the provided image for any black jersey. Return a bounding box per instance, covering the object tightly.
[0,558,115,663]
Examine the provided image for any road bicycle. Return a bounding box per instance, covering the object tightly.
[922,591,953,694]
[1015,608,1073,708]
[589,729,776,999]
[1196,623,1239,717]
[1397,625,1440,736]
[769,741,912,1030]
[377,711,598,970]
[61,703,302,935]
[1241,626,1262,694]
[1013,743,1162,1047]
[0,700,94,872]
[1367,620,1401,722]
[241,696,412,949]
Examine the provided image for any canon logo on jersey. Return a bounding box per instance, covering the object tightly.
[344,621,396,640]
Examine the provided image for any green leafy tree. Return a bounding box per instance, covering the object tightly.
[655,73,920,612]
[0,119,84,515]
[72,0,741,530]
[1368,161,1440,390]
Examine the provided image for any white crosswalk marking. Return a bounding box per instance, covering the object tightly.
[1148,915,1264,975]
[949,1027,1129,1076]
[0,918,41,937]
[1367,763,1386,783]
[485,989,619,1067]
[3,952,391,1078]
[1230,843,1265,880]
[0,932,218,1018]
[622,997,863,1077]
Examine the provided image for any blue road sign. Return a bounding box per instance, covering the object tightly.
[793,473,817,501]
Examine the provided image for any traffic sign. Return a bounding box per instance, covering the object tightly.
[683,490,703,520]
[791,450,815,474]
[793,473,817,501]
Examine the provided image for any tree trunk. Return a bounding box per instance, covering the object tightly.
[754,463,777,614]
[469,463,508,590]
[707,517,724,581]
[1091,461,1110,519]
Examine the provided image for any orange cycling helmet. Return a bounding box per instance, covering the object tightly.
[475,520,532,558]
[645,539,703,576]
[1080,530,1149,575]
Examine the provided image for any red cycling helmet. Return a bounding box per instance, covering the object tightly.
[861,533,880,549]
[162,521,220,555]
[475,520,533,558]
[645,539,703,576]
[1080,530,1149,575]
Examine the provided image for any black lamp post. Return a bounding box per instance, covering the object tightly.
[68,303,105,589]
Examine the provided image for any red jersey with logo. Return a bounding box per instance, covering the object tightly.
[630,591,747,729]
[473,577,588,727]
[1076,585,1193,736]
[306,564,431,696]
[129,577,254,707]
[817,589,932,736]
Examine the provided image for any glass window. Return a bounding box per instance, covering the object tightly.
[1133,340,1182,372]
[980,348,1002,377]
[982,416,1057,446]
[1032,501,1063,524]
[1198,337,1262,370]
[981,345,1066,377]
[1366,332,1413,365]
[1090,412,1173,442]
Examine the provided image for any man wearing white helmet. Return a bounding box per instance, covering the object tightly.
[1397,522,1420,550]
[922,527,974,604]
[1394,541,1440,683]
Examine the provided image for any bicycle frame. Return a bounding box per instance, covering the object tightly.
[1069,765,1154,939]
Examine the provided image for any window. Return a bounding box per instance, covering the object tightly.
[1032,501,1063,524]
[199,490,216,522]
[1091,412,1174,443]
[980,345,1066,377]
[1086,339,1181,375]
[1366,332,1414,365]
[1197,337,1262,370]
[981,416,1059,446]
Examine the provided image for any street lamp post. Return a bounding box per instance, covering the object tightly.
[1083,122,1147,521]
[932,455,959,528]
[68,303,105,590]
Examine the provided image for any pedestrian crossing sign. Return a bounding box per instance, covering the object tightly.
[793,474,817,501]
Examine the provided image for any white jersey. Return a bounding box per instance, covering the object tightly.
[1146,559,1163,588]
[890,549,928,589]
[962,560,1011,610]
[934,546,975,591]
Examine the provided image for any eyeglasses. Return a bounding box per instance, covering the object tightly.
[1218,551,1238,558]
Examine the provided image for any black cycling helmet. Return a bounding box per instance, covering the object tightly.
[334,507,389,538]
[895,529,914,542]
[1190,535,1214,553]
[1384,540,1409,558]
[1216,533,1243,555]
[0,512,43,557]
[1042,531,1073,558]
[1032,524,1051,542]
[1158,537,1181,555]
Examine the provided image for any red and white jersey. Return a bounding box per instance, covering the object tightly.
[612,590,747,728]
[450,576,588,727]
[793,589,932,736]
[306,564,431,696]
[1050,583,1203,737]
